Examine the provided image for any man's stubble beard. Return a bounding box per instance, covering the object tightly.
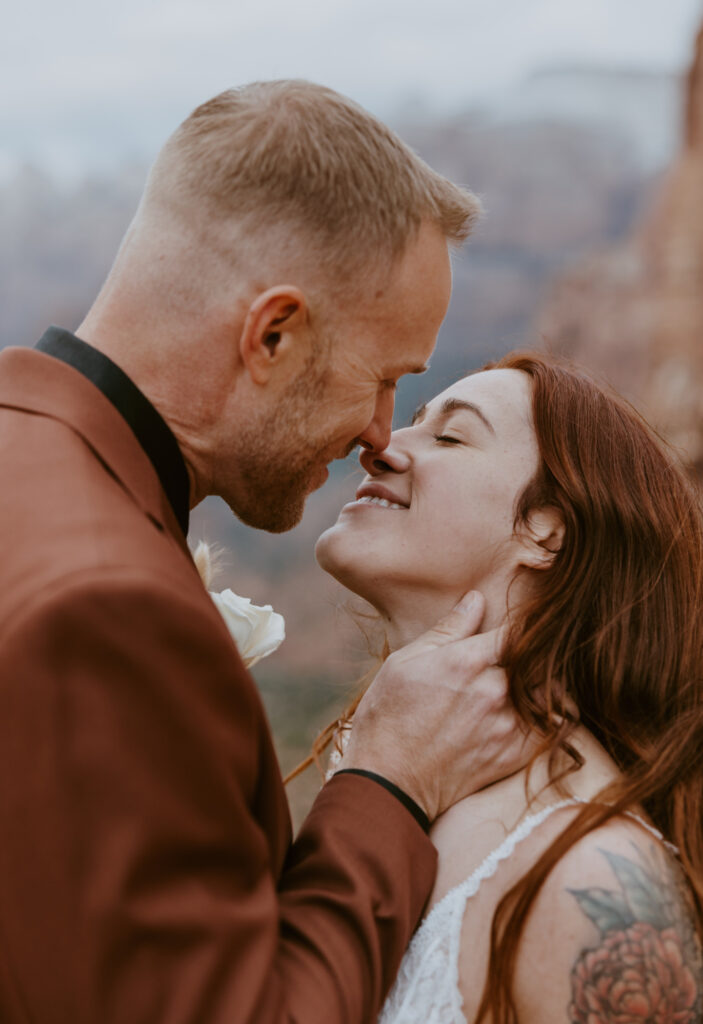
[228,352,338,533]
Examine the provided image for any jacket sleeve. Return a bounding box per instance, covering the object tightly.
[0,569,437,1024]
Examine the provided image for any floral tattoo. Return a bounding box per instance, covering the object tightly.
[568,843,702,1023]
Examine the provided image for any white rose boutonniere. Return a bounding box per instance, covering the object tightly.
[192,541,285,668]
[210,589,286,668]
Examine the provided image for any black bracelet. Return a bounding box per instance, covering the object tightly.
[335,769,431,834]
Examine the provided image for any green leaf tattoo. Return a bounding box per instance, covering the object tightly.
[567,842,702,1023]
[599,850,670,929]
[569,887,632,934]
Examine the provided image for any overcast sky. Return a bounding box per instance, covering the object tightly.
[3,0,702,177]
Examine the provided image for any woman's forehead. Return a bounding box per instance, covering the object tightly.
[430,368,532,427]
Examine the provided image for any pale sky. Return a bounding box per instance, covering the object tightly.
[3,0,702,177]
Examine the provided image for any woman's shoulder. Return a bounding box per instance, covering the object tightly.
[443,806,702,1024]
[512,813,703,1024]
[428,725,628,909]
[429,725,702,1024]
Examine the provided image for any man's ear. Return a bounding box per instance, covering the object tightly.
[518,507,565,570]
[239,286,310,385]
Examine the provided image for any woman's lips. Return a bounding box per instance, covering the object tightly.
[354,482,410,507]
[348,495,408,510]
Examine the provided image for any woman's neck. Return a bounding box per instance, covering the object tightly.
[378,572,521,650]
[442,725,623,832]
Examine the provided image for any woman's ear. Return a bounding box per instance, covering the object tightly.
[518,507,565,570]
[239,286,310,385]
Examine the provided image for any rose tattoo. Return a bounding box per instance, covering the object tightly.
[568,844,702,1023]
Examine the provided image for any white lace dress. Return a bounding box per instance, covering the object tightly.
[378,799,673,1024]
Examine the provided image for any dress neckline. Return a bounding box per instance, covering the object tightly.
[422,797,676,928]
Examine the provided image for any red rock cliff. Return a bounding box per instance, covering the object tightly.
[540,25,703,470]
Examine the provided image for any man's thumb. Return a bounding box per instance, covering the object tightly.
[416,590,486,649]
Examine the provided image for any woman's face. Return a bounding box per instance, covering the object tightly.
[315,369,542,616]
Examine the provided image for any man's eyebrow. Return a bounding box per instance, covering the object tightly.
[411,397,495,434]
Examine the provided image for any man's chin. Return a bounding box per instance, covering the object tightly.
[308,464,330,491]
[231,497,306,534]
[225,481,311,534]
[224,464,329,533]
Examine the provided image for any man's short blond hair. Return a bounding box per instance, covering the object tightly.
[144,80,481,284]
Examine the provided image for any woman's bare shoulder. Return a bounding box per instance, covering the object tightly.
[513,816,703,1024]
[429,726,622,909]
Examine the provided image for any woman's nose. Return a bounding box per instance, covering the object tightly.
[359,432,412,476]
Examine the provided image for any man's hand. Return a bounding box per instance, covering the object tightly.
[336,591,534,823]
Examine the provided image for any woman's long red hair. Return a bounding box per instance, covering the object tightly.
[293,352,703,1022]
[474,353,703,1021]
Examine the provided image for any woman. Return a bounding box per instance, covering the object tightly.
[313,352,703,1023]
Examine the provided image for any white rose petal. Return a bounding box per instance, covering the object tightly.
[210,589,286,668]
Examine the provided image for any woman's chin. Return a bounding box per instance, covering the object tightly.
[315,528,357,583]
[314,524,340,573]
[315,527,381,603]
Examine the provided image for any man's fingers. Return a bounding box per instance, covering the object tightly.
[492,717,542,780]
[451,622,508,671]
[409,590,486,652]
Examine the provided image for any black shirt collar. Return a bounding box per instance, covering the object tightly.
[35,326,190,536]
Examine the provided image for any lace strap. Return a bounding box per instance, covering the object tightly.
[426,798,676,926]
[378,799,677,1024]
[622,809,678,854]
[446,799,581,909]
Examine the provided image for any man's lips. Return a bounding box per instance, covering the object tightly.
[354,483,410,508]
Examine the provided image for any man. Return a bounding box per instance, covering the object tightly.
[0,81,524,1022]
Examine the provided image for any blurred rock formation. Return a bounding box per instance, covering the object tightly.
[539,25,703,472]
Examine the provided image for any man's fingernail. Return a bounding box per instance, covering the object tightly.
[458,591,479,611]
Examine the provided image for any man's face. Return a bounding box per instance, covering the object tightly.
[232,221,453,532]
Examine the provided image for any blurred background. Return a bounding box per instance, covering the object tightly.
[4,0,703,825]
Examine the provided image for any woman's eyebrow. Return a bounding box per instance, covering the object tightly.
[411,402,427,426]
[411,398,495,434]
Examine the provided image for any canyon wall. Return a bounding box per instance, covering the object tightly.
[540,27,703,470]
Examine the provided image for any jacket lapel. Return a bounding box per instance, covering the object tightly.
[0,346,193,559]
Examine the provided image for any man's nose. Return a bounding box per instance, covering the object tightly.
[357,386,396,454]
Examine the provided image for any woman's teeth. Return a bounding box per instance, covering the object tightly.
[356,495,406,510]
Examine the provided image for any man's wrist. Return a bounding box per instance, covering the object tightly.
[335,768,430,834]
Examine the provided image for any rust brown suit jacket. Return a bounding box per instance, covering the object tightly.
[0,345,437,1023]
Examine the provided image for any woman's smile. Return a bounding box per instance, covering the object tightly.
[343,481,411,512]
[345,496,409,510]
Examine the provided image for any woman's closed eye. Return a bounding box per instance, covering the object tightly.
[432,433,463,445]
